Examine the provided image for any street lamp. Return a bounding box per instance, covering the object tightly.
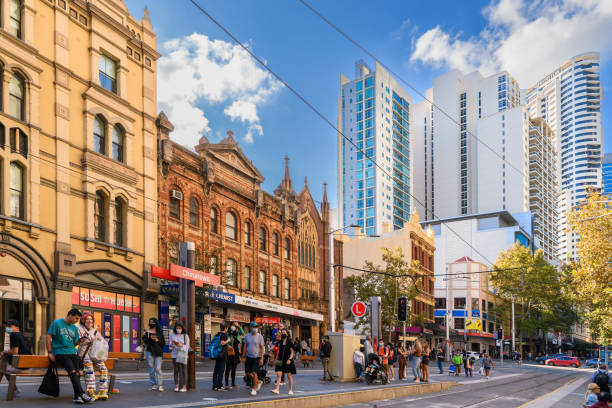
[327,224,360,333]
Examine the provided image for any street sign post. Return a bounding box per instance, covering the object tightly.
[351,301,367,318]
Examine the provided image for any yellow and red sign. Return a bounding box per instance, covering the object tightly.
[169,263,220,287]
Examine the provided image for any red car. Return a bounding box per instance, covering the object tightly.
[545,356,581,367]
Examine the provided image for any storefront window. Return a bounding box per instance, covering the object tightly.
[0,276,34,353]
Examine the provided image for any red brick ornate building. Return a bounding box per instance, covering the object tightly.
[156,113,341,345]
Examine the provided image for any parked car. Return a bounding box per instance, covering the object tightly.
[466,351,480,360]
[585,358,599,368]
[536,353,567,365]
[545,356,581,368]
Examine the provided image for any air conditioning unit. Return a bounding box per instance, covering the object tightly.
[170,189,183,200]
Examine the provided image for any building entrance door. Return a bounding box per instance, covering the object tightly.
[0,277,35,352]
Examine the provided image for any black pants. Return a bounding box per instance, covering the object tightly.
[213,358,226,389]
[55,354,84,398]
[224,358,237,387]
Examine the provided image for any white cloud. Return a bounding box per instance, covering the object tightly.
[410,0,612,86]
[157,33,281,146]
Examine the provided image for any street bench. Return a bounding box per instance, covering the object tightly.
[1,355,116,401]
[300,355,315,368]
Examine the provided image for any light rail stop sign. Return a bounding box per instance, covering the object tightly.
[351,301,367,318]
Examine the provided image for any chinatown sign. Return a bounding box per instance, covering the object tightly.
[169,264,220,287]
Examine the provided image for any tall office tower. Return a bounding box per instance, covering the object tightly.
[525,53,603,260]
[603,153,612,196]
[529,118,559,264]
[337,61,412,235]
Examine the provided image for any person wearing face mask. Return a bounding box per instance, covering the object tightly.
[143,318,165,391]
[242,321,265,396]
[271,329,296,395]
[224,322,244,389]
[170,322,189,392]
[0,319,32,394]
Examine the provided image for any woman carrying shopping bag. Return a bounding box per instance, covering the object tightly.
[170,322,190,392]
[78,312,109,400]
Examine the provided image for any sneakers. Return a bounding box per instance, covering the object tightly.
[174,387,179,392]
[158,386,165,392]
[150,385,158,391]
[250,389,257,396]
[288,390,294,395]
[271,389,280,395]
[180,388,187,393]
[73,394,95,404]
[256,381,262,391]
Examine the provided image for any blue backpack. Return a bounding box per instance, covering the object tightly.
[209,333,222,359]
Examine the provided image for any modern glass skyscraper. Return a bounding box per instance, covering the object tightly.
[525,53,603,260]
[337,61,412,235]
[603,153,612,196]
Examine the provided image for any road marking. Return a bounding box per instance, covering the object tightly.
[516,375,585,407]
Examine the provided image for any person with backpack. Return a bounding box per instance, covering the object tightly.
[210,323,230,391]
[0,319,32,395]
[143,317,166,392]
[224,321,244,390]
[78,312,109,400]
[170,322,190,392]
[591,392,612,408]
[593,364,612,394]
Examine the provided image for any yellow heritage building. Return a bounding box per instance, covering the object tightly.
[0,0,159,353]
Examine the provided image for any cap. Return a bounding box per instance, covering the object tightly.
[588,383,600,391]
[249,321,258,327]
[4,319,19,327]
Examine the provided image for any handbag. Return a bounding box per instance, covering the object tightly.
[175,334,189,365]
[38,365,60,397]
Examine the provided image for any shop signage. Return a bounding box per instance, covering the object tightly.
[203,289,235,304]
[228,309,250,323]
[255,316,281,325]
[151,266,178,282]
[234,295,323,322]
[405,326,422,333]
[351,301,367,318]
[169,264,220,287]
[423,328,433,335]
[73,287,140,313]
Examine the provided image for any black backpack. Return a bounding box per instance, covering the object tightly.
[595,371,610,388]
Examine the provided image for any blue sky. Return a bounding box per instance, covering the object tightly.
[125,0,612,210]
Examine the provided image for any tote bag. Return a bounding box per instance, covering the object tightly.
[38,365,60,397]
[175,334,189,364]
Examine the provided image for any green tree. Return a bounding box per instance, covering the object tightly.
[345,247,423,342]
[490,243,573,355]
[566,191,612,343]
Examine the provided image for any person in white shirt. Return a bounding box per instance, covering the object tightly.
[353,345,366,381]
[169,322,190,392]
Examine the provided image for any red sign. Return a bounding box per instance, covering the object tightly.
[255,317,281,325]
[351,301,367,318]
[170,264,220,287]
[151,266,178,282]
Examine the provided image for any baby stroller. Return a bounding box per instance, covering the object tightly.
[448,365,456,376]
[244,354,271,386]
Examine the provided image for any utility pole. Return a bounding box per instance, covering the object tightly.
[511,299,515,354]
[445,265,450,361]
[179,242,196,390]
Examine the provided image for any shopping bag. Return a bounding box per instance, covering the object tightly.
[90,338,109,362]
[176,344,189,364]
[38,365,60,397]
[477,367,484,376]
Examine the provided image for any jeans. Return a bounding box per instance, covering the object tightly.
[146,351,163,387]
[54,354,85,399]
[437,359,444,374]
[322,357,333,380]
[353,362,363,379]
[213,358,226,389]
[172,359,186,389]
[411,356,421,380]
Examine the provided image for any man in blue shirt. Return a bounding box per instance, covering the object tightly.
[47,308,94,404]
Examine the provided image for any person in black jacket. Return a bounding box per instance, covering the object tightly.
[143,318,165,391]
[0,319,32,394]
[320,335,333,381]
[271,328,296,395]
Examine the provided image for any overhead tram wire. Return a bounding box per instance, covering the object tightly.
[185,0,496,265]
[298,0,527,179]
[337,263,527,279]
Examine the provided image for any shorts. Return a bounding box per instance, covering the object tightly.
[245,357,260,374]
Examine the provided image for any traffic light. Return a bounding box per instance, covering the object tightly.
[497,327,503,340]
[398,297,407,322]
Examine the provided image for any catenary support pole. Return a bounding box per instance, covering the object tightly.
[179,242,196,390]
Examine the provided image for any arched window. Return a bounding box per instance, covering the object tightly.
[210,207,218,234]
[94,191,106,241]
[9,162,23,219]
[93,115,106,155]
[225,211,237,240]
[272,274,279,297]
[244,221,252,246]
[259,227,266,252]
[189,197,199,226]
[225,258,237,287]
[272,232,279,256]
[284,278,290,300]
[284,238,291,260]
[9,74,24,121]
[9,0,22,39]
[113,198,124,246]
[112,125,124,162]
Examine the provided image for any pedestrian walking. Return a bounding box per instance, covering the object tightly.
[46,308,94,404]
[463,349,469,376]
[591,392,612,408]
[271,328,296,396]
[242,321,265,396]
[482,353,493,379]
[436,344,445,374]
[169,322,189,392]
[353,345,365,381]
[397,343,407,380]
[593,364,612,394]
[272,331,286,386]
[587,383,602,407]
[0,319,32,395]
[388,342,396,381]
[410,338,423,382]
[211,323,230,391]
[320,335,333,381]
[224,322,243,389]
[143,317,165,392]
[421,342,430,382]
[78,312,109,400]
